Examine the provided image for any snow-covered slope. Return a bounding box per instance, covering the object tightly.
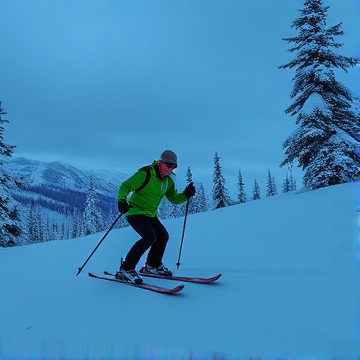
[0,182,359,359]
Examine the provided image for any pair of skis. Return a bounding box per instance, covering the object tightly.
[88,269,221,295]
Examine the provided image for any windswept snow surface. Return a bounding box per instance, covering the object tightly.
[0,183,359,359]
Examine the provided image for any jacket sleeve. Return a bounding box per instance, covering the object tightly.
[117,171,147,201]
[165,178,188,204]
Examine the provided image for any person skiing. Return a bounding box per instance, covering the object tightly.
[115,150,196,284]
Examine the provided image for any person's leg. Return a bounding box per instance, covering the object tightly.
[121,215,157,271]
[146,217,169,268]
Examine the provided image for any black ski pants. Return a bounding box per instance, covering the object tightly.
[121,215,169,271]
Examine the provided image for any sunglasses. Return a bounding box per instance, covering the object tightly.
[160,160,177,169]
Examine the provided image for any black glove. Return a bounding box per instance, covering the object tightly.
[118,200,129,214]
[183,182,196,198]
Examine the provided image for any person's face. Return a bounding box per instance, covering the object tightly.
[158,160,177,178]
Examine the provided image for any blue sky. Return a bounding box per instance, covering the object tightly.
[0,0,359,193]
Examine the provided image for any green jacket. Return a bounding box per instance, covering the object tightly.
[117,161,188,217]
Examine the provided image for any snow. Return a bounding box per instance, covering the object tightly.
[0,182,359,360]
[301,92,331,117]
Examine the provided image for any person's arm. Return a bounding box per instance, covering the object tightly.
[165,178,188,204]
[117,170,148,200]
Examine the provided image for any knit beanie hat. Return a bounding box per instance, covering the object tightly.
[160,150,177,165]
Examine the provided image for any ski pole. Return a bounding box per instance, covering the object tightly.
[176,198,190,270]
[76,213,122,276]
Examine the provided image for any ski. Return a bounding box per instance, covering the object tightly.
[138,267,222,284]
[88,272,184,295]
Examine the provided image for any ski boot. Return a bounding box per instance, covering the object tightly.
[140,262,172,277]
[115,268,143,284]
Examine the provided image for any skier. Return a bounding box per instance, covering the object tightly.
[116,150,196,284]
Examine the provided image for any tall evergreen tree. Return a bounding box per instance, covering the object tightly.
[279,0,359,189]
[158,197,171,219]
[266,169,276,197]
[27,202,37,244]
[195,183,208,213]
[70,207,83,238]
[169,203,181,218]
[27,201,45,243]
[212,152,232,209]
[282,174,291,193]
[189,182,207,214]
[83,175,103,235]
[51,222,60,241]
[184,166,197,214]
[353,96,360,162]
[288,167,297,191]
[185,166,192,182]
[35,203,45,241]
[0,101,22,247]
[252,179,261,200]
[272,176,278,195]
[49,220,60,240]
[237,170,247,203]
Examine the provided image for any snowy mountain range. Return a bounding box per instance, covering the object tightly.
[3,156,128,237]
[5,156,127,198]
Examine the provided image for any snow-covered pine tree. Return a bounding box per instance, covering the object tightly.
[195,183,207,213]
[27,201,45,243]
[170,203,182,218]
[283,167,297,193]
[70,207,83,238]
[279,0,359,189]
[288,167,297,191]
[188,182,207,214]
[252,179,261,200]
[158,197,170,219]
[83,175,104,235]
[51,222,60,241]
[237,170,247,203]
[44,217,51,241]
[36,203,45,241]
[212,152,232,209]
[272,176,278,195]
[266,169,276,197]
[353,96,360,162]
[185,166,192,182]
[27,202,37,243]
[354,96,360,130]
[282,174,291,193]
[184,166,197,214]
[0,101,22,247]
[105,204,128,230]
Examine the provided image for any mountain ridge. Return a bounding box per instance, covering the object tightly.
[2,156,129,243]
